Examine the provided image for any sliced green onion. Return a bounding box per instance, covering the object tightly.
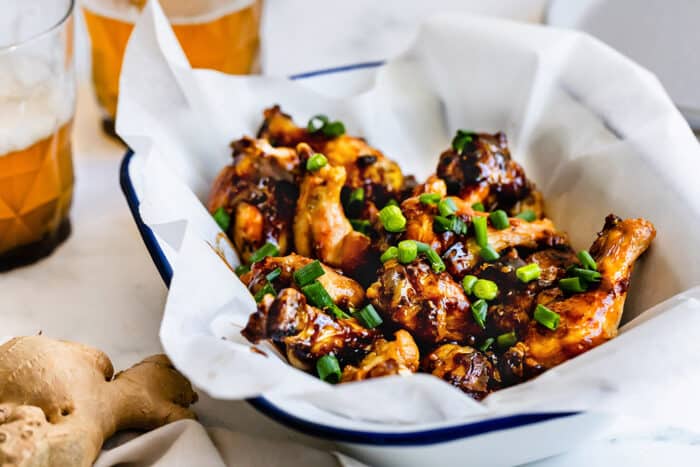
[380,246,398,263]
[379,205,406,232]
[266,267,282,282]
[306,153,328,171]
[479,245,500,262]
[322,121,346,138]
[472,202,485,212]
[471,299,488,330]
[254,281,276,303]
[385,198,399,207]
[559,277,587,293]
[249,242,279,264]
[570,267,602,283]
[348,187,365,206]
[213,207,230,231]
[473,216,488,248]
[438,198,457,217]
[534,304,560,330]
[425,248,446,273]
[452,129,476,153]
[294,260,325,287]
[516,263,541,283]
[354,304,383,329]
[489,210,510,230]
[350,219,371,235]
[235,264,250,276]
[433,215,452,233]
[398,240,418,264]
[419,193,441,204]
[317,354,341,383]
[462,275,478,295]
[478,337,495,352]
[516,210,536,222]
[328,304,351,320]
[301,281,350,319]
[415,241,431,253]
[473,279,499,301]
[307,114,329,133]
[497,331,517,348]
[450,216,467,235]
[578,250,598,271]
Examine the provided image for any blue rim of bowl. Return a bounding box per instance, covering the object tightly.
[118,60,579,446]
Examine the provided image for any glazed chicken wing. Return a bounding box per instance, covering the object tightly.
[242,288,378,371]
[341,330,420,382]
[422,344,498,400]
[208,137,300,262]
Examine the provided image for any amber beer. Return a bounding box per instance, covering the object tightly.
[82,0,262,121]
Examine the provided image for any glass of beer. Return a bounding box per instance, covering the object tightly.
[0,0,76,270]
[82,0,262,135]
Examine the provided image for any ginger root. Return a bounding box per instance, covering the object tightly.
[0,336,198,467]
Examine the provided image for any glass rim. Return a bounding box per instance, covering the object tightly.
[0,0,75,53]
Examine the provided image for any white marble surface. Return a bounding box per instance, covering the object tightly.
[1,0,699,465]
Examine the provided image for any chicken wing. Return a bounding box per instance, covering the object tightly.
[367,259,483,345]
[422,344,498,400]
[341,330,420,382]
[208,137,300,262]
[518,215,656,372]
[242,288,378,371]
[241,254,365,309]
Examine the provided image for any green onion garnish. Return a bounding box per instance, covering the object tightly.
[473,216,488,248]
[462,275,478,295]
[489,210,510,230]
[473,279,499,301]
[578,250,598,271]
[516,210,536,222]
[254,281,276,303]
[235,264,250,276]
[479,245,500,262]
[306,153,328,171]
[496,331,517,348]
[349,187,365,206]
[385,198,399,207]
[307,114,329,133]
[534,304,560,330]
[249,242,279,264]
[379,205,407,232]
[398,240,418,264]
[380,246,398,263]
[294,260,325,287]
[570,267,602,283]
[478,337,495,352]
[266,267,282,282]
[419,193,441,204]
[516,263,541,283]
[450,216,467,235]
[350,219,371,235]
[322,121,346,138]
[472,202,485,212]
[452,129,476,153]
[471,299,488,330]
[354,304,383,329]
[438,198,457,217]
[559,277,587,293]
[415,241,431,253]
[213,207,230,232]
[317,354,341,383]
[433,215,452,233]
[301,281,349,319]
[425,248,446,273]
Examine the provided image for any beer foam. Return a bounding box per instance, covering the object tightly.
[0,55,75,156]
[82,0,256,25]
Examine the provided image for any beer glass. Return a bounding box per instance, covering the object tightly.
[0,0,76,270]
[82,0,262,133]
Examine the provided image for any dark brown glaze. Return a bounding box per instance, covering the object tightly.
[242,254,365,309]
[207,137,301,262]
[422,344,498,400]
[341,330,420,382]
[366,259,483,346]
[436,132,532,210]
[242,288,378,371]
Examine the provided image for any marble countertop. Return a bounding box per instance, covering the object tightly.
[1,0,698,464]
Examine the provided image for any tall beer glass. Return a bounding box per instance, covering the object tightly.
[0,0,76,270]
[82,0,262,134]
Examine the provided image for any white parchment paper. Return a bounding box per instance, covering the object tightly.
[117,1,700,431]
